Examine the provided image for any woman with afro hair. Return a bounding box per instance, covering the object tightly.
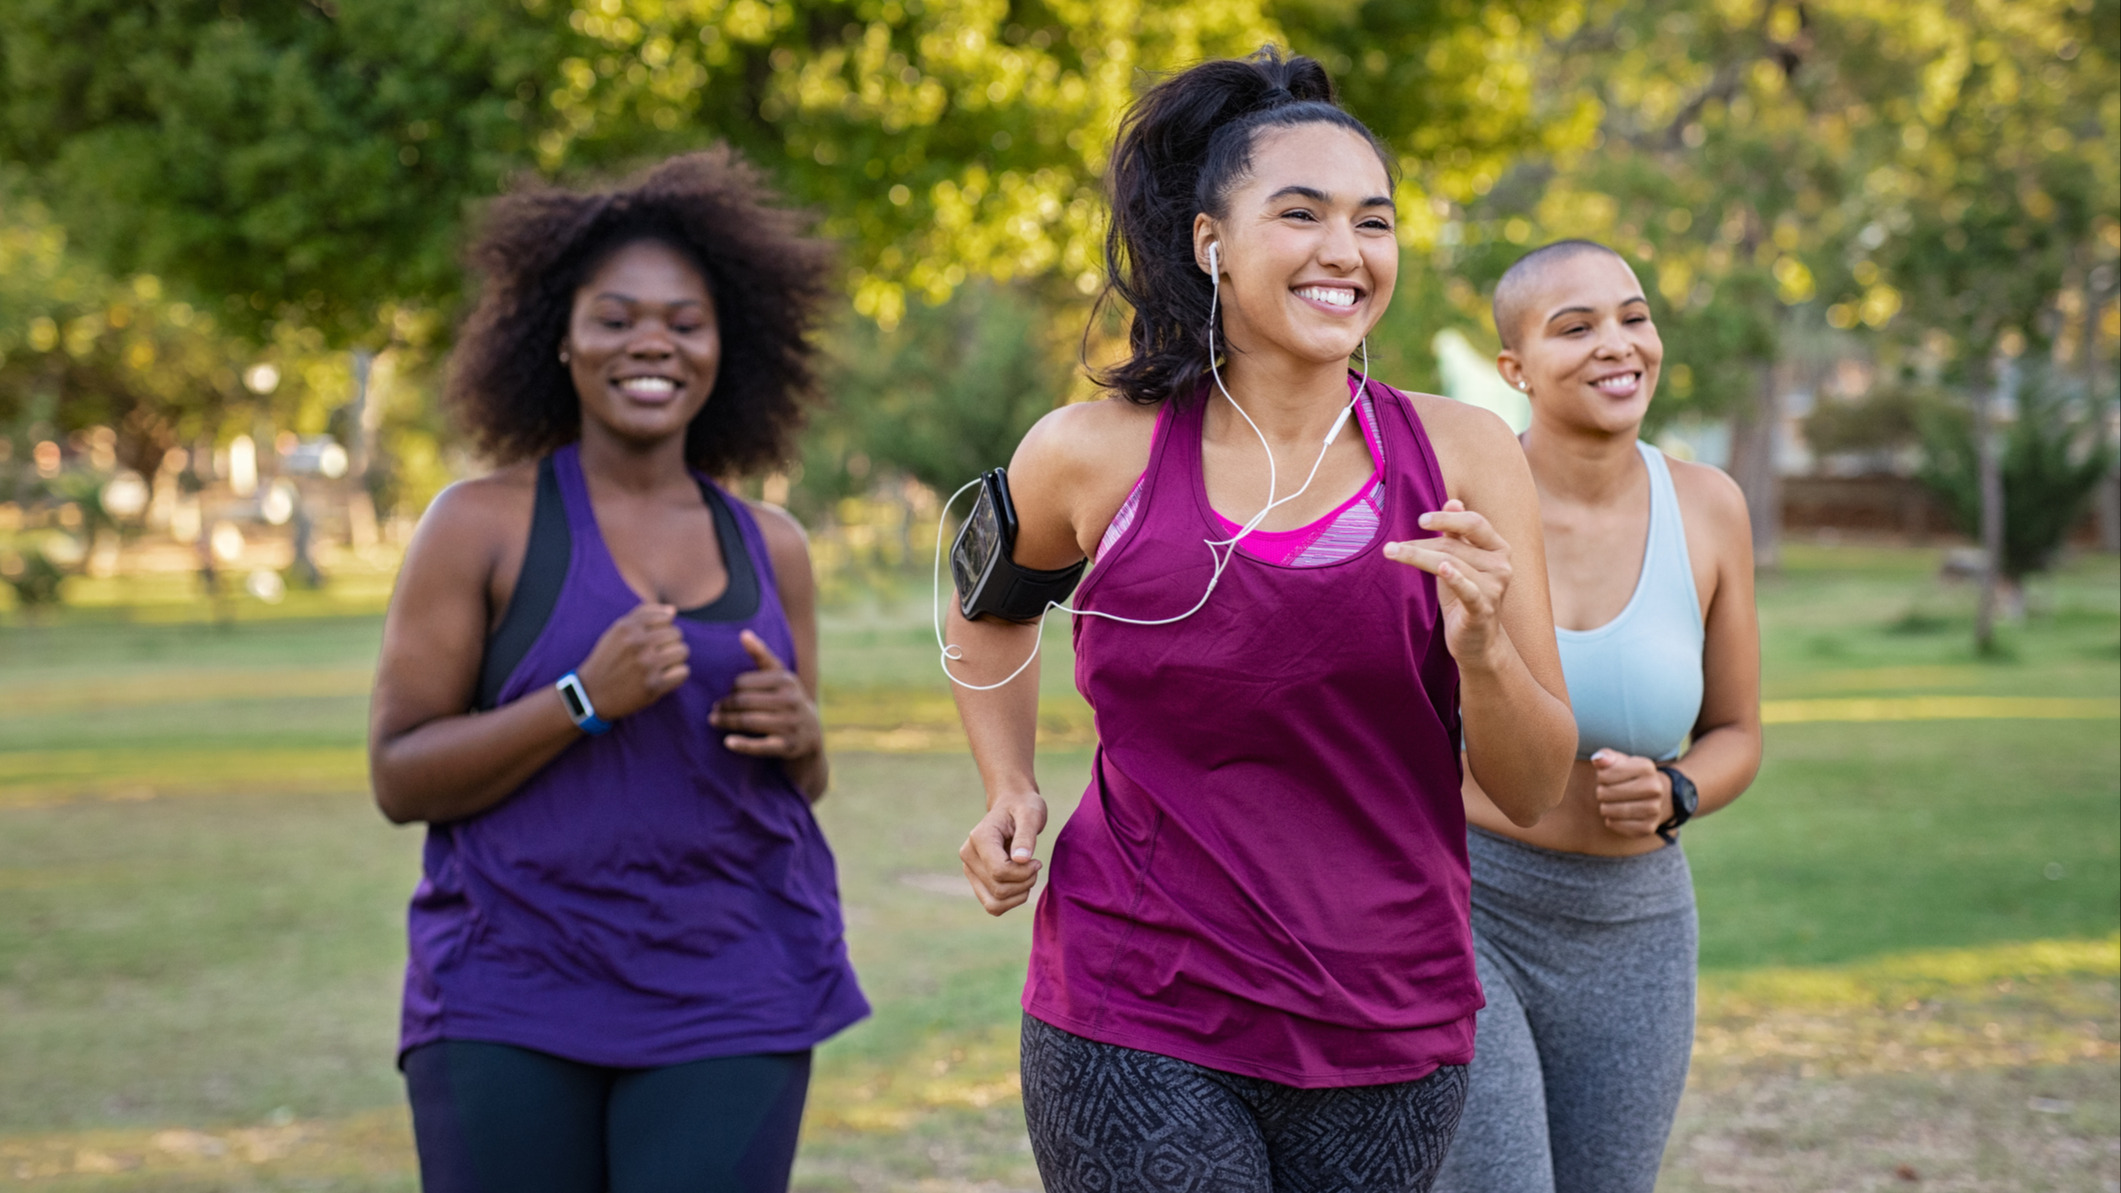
[367,148,867,1193]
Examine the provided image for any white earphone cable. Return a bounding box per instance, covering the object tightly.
[935,247,1370,690]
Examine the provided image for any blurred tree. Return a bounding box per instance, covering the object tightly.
[0,0,1568,342]
[0,0,1586,537]
[1439,0,2117,584]
[822,280,1070,500]
[1801,381,1927,462]
[1851,0,2119,647]
[1278,1,1594,234]
[1919,364,2114,599]
[0,177,444,534]
[0,0,561,345]
[0,189,250,475]
[1450,0,1902,568]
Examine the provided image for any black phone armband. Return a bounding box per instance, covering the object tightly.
[951,468,1085,623]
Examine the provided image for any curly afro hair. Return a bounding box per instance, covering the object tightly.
[447,147,834,477]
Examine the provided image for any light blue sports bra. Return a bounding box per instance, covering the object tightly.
[1555,442,1705,761]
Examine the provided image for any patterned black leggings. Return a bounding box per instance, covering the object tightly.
[1021,1014,1469,1193]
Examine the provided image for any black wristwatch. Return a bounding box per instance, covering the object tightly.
[1655,766,1698,844]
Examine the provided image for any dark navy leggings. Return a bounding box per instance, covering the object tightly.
[402,1040,811,1193]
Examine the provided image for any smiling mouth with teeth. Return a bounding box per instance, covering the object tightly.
[617,376,679,398]
[1593,373,1642,394]
[1295,285,1359,308]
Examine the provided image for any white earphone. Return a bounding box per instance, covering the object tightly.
[934,239,1367,691]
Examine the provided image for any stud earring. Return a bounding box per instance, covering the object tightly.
[1516,380,1528,392]
[558,347,571,364]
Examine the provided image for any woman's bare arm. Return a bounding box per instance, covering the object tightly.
[952,399,1153,914]
[714,502,830,802]
[1587,462,1762,836]
[1674,462,1762,816]
[368,475,690,824]
[1397,397,1575,826]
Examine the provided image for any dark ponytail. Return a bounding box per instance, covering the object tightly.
[1094,46,1395,407]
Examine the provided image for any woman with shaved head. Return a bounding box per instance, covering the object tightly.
[1433,241,1763,1193]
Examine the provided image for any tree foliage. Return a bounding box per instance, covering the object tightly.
[0,0,559,344]
[1918,365,2114,579]
[0,177,426,495]
[1854,0,2119,371]
[2,0,2114,564]
[1425,0,2116,411]
[0,188,248,473]
[824,281,1068,497]
[0,0,1571,346]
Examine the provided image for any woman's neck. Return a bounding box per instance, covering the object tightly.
[1207,351,1354,446]
[1520,412,1643,506]
[577,422,694,495]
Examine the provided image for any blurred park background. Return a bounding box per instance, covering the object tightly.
[0,0,2116,1189]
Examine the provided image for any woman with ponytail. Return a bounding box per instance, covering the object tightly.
[944,49,1577,1191]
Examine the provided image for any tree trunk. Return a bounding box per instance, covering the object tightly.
[1726,364,1784,570]
[2080,274,2117,554]
[348,349,376,478]
[2096,463,2120,554]
[1972,359,2011,652]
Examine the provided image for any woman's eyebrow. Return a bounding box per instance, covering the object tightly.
[1544,296,1649,323]
[1262,184,1395,209]
[590,292,706,307]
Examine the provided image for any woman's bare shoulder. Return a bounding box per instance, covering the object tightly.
[379,462,540,632]
[1016,396,1156,467]
[742,498,811,559]
[1399,388,1514,440]
[1011,396,1159,490]
[1665,456,1749,532]
[1397,389,1526,498]
[414,462,537,540]
[1004,396,1160,562]
[398,462,539,580]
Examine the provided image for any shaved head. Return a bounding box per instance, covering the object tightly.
[1492,239,1628,351]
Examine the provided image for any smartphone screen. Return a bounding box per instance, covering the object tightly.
[952,484,1002,600]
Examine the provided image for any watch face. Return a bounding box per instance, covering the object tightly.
[560,682,589,720]
[1670,771,1699,815]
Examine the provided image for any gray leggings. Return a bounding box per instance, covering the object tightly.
[1433,829,1696,1193]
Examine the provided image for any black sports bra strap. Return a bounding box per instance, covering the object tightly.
[680,482,762,623]
[475,456,571,710]
[473,462,761,709]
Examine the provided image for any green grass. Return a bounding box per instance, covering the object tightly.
[0,544,2115,1190]
[1693,718,2118,969]
[0,791,413,1132]
[1758,544,2120,698]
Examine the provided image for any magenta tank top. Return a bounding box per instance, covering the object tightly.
[1025,377,1479,1088]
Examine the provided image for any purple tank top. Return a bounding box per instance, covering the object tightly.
[1026,378,1479,1088]
[399,444,868,1066]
